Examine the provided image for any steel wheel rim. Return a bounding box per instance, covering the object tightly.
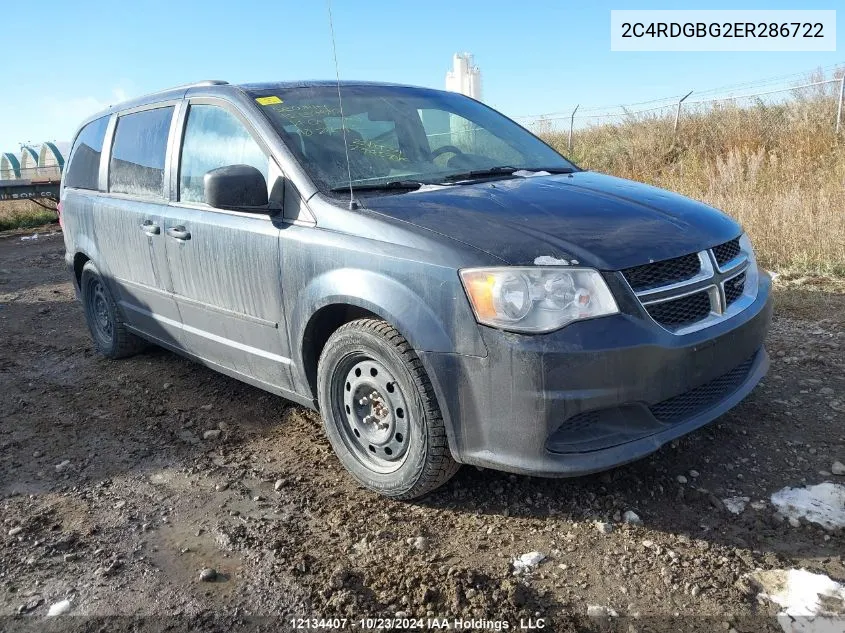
[87,279,113,343]
[332,353,411,474]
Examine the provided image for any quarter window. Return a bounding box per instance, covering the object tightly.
[179,105,268,204]
[65,116,109,190]
[109,107,174,198]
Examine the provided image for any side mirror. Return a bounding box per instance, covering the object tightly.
[204,164,268,211]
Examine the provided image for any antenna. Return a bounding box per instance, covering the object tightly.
[326,0,358,210]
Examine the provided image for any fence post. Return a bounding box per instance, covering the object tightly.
[568,104,579,152]
[673,90,693,136]
[836,75,845,134]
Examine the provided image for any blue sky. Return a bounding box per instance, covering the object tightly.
[0,0,842,150]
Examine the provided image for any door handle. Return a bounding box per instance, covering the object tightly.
[140,220,160,235]
[166,226,191,241]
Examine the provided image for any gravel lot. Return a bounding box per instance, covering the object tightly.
[1,230,843,632]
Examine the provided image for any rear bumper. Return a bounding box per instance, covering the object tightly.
[420,274,773,477]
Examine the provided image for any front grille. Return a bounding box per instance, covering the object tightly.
[645,290,712,330]
[622,253,701,292]
[650,355,756,423]
[621,239,753,335]
[724,272,746,306]
[713,238,741,267]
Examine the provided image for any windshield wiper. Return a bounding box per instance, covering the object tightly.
[329,180,423,193]
[442,166,520,182]
[442,165,576,183]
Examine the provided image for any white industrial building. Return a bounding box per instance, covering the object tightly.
[37,142,70,179]
[445,53,482,100]
[433,53,484,155]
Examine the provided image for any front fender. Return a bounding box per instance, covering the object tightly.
[289,267,486,462]
[290,267,487,367]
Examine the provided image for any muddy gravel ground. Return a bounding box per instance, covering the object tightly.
[1,230,843,633]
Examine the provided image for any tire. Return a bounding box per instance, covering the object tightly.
[80,261,146,359]
[317,318,459,499]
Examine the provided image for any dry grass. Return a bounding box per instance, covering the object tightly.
[0,200,58,232]
[541,88,845,275]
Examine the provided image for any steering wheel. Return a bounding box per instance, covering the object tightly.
[430,145,464,159]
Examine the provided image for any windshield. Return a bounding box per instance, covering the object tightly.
[249,85,576,194]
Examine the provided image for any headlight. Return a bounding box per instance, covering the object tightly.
[738,233,759,298]
[460,267,619,333]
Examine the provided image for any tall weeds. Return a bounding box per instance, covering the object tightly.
[0,200,58,232]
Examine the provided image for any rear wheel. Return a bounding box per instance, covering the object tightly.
[317,318,459,499]
[80,262,146,359]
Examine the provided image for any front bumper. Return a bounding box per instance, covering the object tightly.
[420,274,773,477]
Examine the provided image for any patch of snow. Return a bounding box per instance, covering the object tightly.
[723,496,750,515]
[586,605,618,618]
[411,184,450,193]
[513,169,552,178]
[534,255,571,266]
[622,510,643,525]
[753,568,845,633]
[47,599,71,616]
[20,234,39,241]
[512,551,545,573]
[770,483,845,531]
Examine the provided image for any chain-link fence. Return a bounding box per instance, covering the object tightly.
[514,70,845,153]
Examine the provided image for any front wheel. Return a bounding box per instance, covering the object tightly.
[317,319,459,499]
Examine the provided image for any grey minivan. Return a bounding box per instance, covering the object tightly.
[61,80,772,499]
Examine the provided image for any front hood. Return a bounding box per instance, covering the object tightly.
[360,171,741,270]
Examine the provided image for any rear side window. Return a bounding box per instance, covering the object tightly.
[65,116,109,190]
[109,107,174,198]
[179,104,268,204]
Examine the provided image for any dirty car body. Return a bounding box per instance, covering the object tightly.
[60,80,771,497]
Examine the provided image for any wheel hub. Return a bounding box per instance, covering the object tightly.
[360,388,390,423]
[337,357,410,471]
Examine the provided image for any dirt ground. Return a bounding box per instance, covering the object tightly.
[1,229,843,633]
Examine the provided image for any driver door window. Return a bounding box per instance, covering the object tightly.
[179,104,269,204]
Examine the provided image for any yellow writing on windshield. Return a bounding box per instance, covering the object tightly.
[265,102,408,163]
[349,139,406,163]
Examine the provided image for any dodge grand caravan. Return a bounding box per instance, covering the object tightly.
[60,80,772,499]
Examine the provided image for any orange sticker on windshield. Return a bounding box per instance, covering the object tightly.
[256,96,283,105]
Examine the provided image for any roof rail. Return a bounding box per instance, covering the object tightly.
[91,80,232,115]
[162,80,229,92]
